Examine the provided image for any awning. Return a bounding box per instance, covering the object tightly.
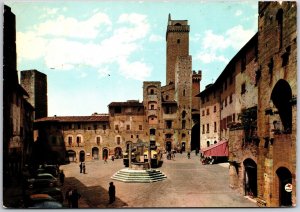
[201,140,228,157]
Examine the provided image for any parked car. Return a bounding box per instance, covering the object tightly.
[26,187,64,203]
[27,173,58,189]
[25,194,62,208]
[37,165,59,177]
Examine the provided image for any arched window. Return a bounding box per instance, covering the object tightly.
[182,110,186,119]
[276,9,283,49]
[115,136,122,145]
[207,141,210,147]
[96,136,102,146]
[68,136,73,146]
[177,39,180,44]
[183,89,186,96]
[76,135,83,147]
[150,129,156,135]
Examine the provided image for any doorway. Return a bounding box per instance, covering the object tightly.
[276,167,292,206]
[79,150,85,162]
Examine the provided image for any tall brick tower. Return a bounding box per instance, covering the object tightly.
[166,14,190,85]
[21,70,48,119]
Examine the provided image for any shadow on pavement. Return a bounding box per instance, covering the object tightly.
[63,177,128,208]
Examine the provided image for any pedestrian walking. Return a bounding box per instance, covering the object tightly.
[79,162,83,173]
[82,163,86,174]
[65,188,72,208]
[108,182,116,204]
[187,152,191,159]
[71,189,81,208]
[111,155,115,162]
[59,170,65,186]
[104,156,108,164]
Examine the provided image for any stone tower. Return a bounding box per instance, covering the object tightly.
[21,69,48,119]
[166,14,190,85]
[192,70,202,111]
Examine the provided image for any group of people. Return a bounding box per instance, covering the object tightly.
[65,188,81,208]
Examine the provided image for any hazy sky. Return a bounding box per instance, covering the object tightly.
[5,0,258,116]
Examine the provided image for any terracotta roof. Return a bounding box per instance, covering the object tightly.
[35,115,109,123]
[108,101,143,107]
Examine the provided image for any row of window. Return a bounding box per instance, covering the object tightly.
[115,124,143,131]
[202,122,217,134]
[59,124,107,131]
[66,135,124,146]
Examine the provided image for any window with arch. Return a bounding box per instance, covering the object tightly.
[68,136,73,146]
[76,135,83,147]
[166,95,169,100]
[177,39,180,44]
[183,89,186,96]
[182,110,186,119]
[116,136,121,145]
[148,115,158,124]
[276,9,283,49]
[207,141,210,147]
[96,136,102,146]
[150,129,156,135]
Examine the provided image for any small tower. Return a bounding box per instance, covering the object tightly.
[166,14,190,85]
[192,70,202,111]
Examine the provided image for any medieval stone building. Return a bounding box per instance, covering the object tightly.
[33,14,201,163]
[21,69,48,120]
[199,1,297,207]
[3,5,34,188]
[256,1,297,207]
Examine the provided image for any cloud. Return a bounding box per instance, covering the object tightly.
[149,34,163,42]
[196,52,229,64]
[118,59,151,81]
[235,10,242,16]
[34,13,112,39]
[17,12,152,81]
[195,25,255,64]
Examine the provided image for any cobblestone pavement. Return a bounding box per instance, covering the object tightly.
[60,153,258,208]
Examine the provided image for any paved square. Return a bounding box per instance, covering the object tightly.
[60,153,257,208]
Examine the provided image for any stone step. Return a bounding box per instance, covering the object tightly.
[111,168,167,183]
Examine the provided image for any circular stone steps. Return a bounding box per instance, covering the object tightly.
[111,168,167,183]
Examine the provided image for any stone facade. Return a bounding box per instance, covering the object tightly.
[21,69,48,120]
[3,5,34,187]
[33,14,201,163]
[199,1,297,207]
[256,1,297,207]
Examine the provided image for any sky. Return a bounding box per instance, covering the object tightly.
[5,0,258,116]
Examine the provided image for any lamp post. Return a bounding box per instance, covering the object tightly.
[129,143,132,169]
[148,143,151,169]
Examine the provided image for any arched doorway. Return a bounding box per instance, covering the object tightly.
[271,80,292,133]
[276,167,292,206]
[181,142,186,152]
[191,123,200,151]
[115,147,123,159]
[166,141,172,152]
[102,148,109,160]
[79,150,85,162]
[92,147,99,160]
[66,150,76,162]
[243,158,257,197]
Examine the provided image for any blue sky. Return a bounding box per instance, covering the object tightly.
[5,0,258,116]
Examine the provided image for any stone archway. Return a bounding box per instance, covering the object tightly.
[166,141,172,152]
[191,123,200,151]
[102,148,109,160]
[271,79,292,133]
[92,147,99,160]
[276,167,292,206]
[66,150,76,162]
[243,158,257,197]
[114,147,123,159]
[79,150,85,162]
